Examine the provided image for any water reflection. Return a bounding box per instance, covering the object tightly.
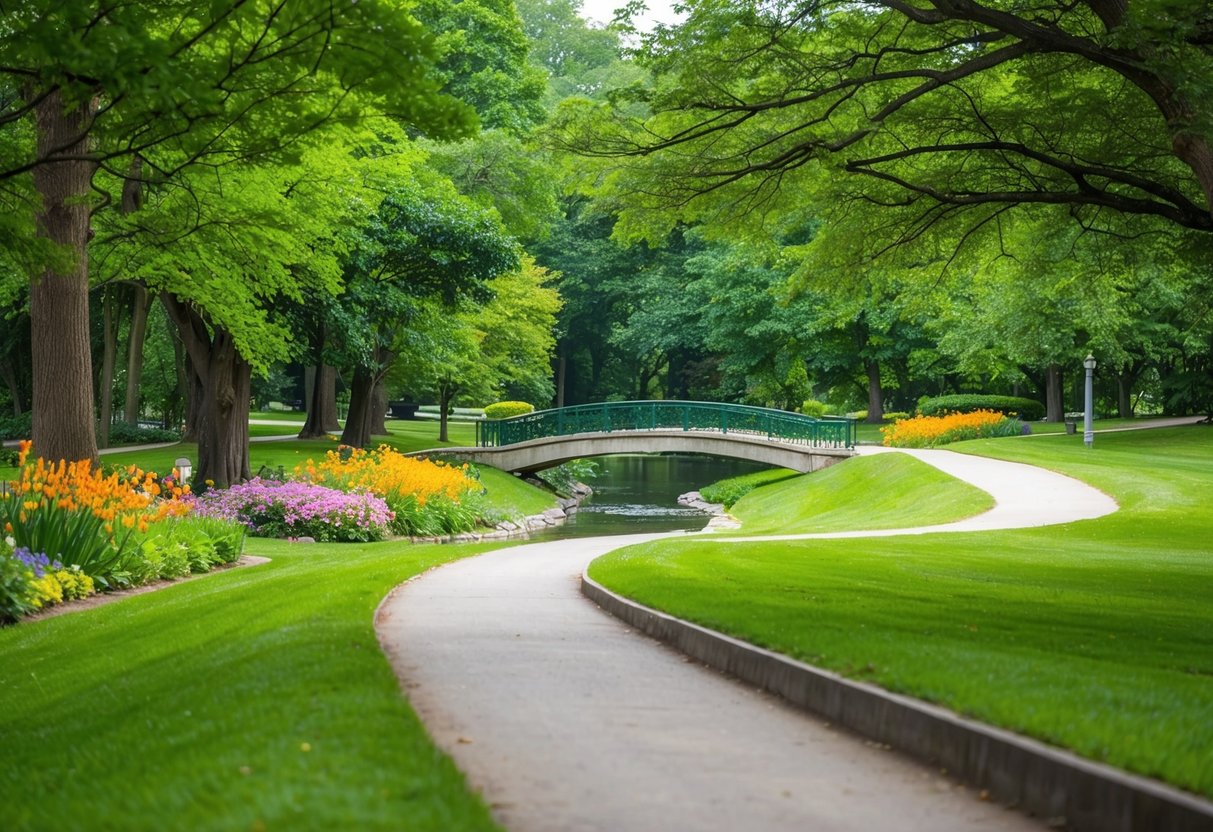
[537,454,774,539]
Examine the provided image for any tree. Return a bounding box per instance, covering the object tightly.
[91,137,381,487]
[337,174,520,449]
[392,257,563,441]
[560,1,1213,241]
[0,0,473,463]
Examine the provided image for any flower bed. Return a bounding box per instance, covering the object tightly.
[881,410,1024,448]
[298,446,484,536]
[0,442,245,624]
[189,479,393,543]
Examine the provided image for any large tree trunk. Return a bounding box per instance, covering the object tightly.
[300,364,341,438]
[29,89,99,464]
[340,366,375,449]
[162,294,251,489]
[370,379,388,436]
[98,288,117,448]
[123,284,152,425]
[864,359,884,423]
[1045,363,1064,422]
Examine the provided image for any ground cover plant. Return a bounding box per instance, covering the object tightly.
[714,454,992,535]
[698,468,801,508]
[882,409,1024,448]
[589,427,1213,797]
[0,537,503,831]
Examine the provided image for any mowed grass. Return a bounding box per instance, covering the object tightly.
[589,427,1213,796]
[721,454,992,535]
[0,538,503,831]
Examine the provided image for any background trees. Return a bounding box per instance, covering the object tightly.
[2,0,1207,482]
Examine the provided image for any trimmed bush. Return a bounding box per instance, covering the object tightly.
[484,401,535,420]
[107,423,182,445]
[918,394,1045,421]
[800,399,827,418]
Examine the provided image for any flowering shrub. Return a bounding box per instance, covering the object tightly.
[189,479,392,542]
[0,442,192,587]
[0,540,96,623]
[882,410,1024,448]
[298,446,482,536]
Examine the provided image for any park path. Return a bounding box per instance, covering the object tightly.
[374,445,1124,831]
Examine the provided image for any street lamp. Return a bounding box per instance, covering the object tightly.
[1083,353,1096,448]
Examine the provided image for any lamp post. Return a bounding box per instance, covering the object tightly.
[1083,353,1096,448]
[175,457,193,483]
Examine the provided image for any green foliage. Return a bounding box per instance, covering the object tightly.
[918,395,1045,421]
[484,401,536,420]
[0,550,37,624]
[699,468,801,509]
[0,491,136,590]
[534,458,598,497]
[106,423,182,446]
[799,399,827,418]
[0,412,31,441]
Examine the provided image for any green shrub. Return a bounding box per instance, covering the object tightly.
[0,412,31,441]
[917,394,1045,421]
[484,401,535,420]
[0,550,37,624]
[535,459,598,497]
[800,399,827,418]
[107,423,182,446]
[882,411,911,423]
[700,469,801,508]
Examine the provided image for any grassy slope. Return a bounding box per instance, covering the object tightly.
[724,454,992,535]
[0,539,502,831]
[589,427,1213,796]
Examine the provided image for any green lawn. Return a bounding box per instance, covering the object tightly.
[589,427,1213,796]
[0,539,504,831]
[720,453,992,535]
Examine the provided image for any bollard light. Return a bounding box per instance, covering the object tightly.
[175,457,193,482]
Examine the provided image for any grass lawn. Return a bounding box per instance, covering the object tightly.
[721,454,992,535]
[0,538,505,831]
[588,427,1213,797]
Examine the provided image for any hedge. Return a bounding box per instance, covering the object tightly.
[917,394,1045,421]
[483,401,535,420]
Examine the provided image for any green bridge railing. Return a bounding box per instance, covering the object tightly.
[475,400,855,450]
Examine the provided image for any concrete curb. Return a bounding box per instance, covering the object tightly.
[581,574,1213,832]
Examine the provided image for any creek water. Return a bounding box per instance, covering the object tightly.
[535,453,775,539]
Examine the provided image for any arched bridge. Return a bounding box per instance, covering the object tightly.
[420,401,856,475]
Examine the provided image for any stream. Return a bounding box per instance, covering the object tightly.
[535,453,775,539]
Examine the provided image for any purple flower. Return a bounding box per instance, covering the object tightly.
[13,547,61,579]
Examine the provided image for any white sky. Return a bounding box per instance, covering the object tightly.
[577,0,684,30]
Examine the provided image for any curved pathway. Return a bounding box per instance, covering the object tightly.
[376,449,1117,832]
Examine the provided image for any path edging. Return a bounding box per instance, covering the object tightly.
[581,573,1213,832]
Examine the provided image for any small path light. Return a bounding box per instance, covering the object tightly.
[1083,353,1096,449]
[175,457,193,482]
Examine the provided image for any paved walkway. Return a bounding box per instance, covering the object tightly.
[376,446,1120,831]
